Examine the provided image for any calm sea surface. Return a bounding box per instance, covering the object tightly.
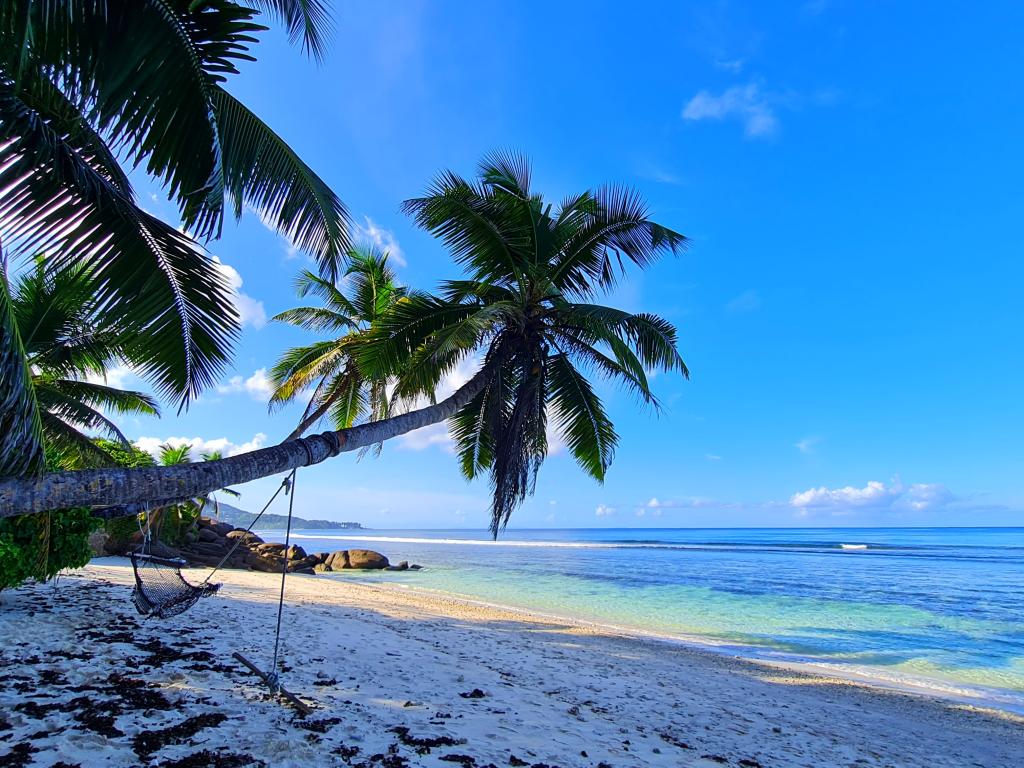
[257,527,1024,713]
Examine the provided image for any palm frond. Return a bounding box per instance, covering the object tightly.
[402,171,531,286]
[0,82,240,407]
[251,0,333,61]
[37,410,115,467]
[0,268,45,478]
[52,379,159,417]
[546,353,617,481]
[34,379,132,445]
[272,305,356,333]
[159,443,193,466]
[268,340,346,407]
[552,185,688,295]
[294,268,358,314]
[360,294,483,381]
[213,86,349,279]
[327,367,367,430]
[486,351,547,537]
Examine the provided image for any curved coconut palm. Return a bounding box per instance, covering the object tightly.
[270,247,407,441]
[0,155,689,533]
[0,0,348,426]
[363,152,689,534]
[8,261,159,469]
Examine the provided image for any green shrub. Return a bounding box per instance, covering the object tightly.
[0,442,150,591]
[0,508,100,590]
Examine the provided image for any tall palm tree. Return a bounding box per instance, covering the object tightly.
[364,153,689,533]
[9,261,160,469]
[0,155,689,533]
[270,247,407,442]
[0,1,348,476]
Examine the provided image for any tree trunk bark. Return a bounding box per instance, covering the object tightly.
[0,367,492,519]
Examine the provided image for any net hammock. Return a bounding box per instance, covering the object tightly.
[128,471,296,620]
[129,506,220,618]
[130,552,220,618]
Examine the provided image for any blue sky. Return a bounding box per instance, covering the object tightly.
[119,1,1023,529]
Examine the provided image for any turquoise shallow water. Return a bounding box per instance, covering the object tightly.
[259,527,1024,713]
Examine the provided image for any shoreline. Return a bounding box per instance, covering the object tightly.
[339,576,1024,719]
[3,559,1022,767]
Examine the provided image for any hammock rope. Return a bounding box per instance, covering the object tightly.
[127,469,309,712]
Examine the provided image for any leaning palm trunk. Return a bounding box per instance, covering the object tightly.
[0,368,491,519]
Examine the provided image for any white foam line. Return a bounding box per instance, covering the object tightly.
[281,534,622,549]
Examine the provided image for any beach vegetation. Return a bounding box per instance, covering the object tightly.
[0,154,688,536]
[0,0,348,442]
[6,260,160,470]
[0,448,100,591]
[270,247,408,443]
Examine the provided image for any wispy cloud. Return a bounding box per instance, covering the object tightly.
[795,436,821,454]
[714,58,745,73]
[683,82,778,138]
[725,289,761,313]
[85,364,134,390]
[595,504,615,517]
[353,217,407,267]
[244,203,301,260]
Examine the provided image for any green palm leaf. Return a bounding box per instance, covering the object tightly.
[213,86,350,279]
[546,353,617,481]
[0,270,45,478]
[0,80,239,406]
[251,0,333,61]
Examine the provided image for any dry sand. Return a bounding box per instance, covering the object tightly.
[1,558,1021,767]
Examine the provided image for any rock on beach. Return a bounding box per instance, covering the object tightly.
[102,516,406,574]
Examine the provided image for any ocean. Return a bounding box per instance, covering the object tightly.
[257,527,1024,714]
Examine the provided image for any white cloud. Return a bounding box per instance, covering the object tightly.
[397,421,455,452]
[647,497,661,508]
[134,433,268,461]
[353,216,407,267]
[790,479,954,514]
[217,368,274,401]
[796,436,821,454]
[213,257,267,329]
[595,504,615,517]
[705,454,722,461]
[726,289,761,313]
[85,364,133,390]
[683,82,779,138]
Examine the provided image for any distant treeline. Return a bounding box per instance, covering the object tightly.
[213,502,362,531]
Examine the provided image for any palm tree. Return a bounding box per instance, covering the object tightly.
[0,1,348,475]
[9,261,160,469]
[0,155,688,534]
[365,153,689,533]
[270,247,407,442]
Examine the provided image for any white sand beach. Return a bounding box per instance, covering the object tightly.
[1,559,1022,768]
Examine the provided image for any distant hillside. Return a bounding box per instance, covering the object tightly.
[211,502,363,531]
